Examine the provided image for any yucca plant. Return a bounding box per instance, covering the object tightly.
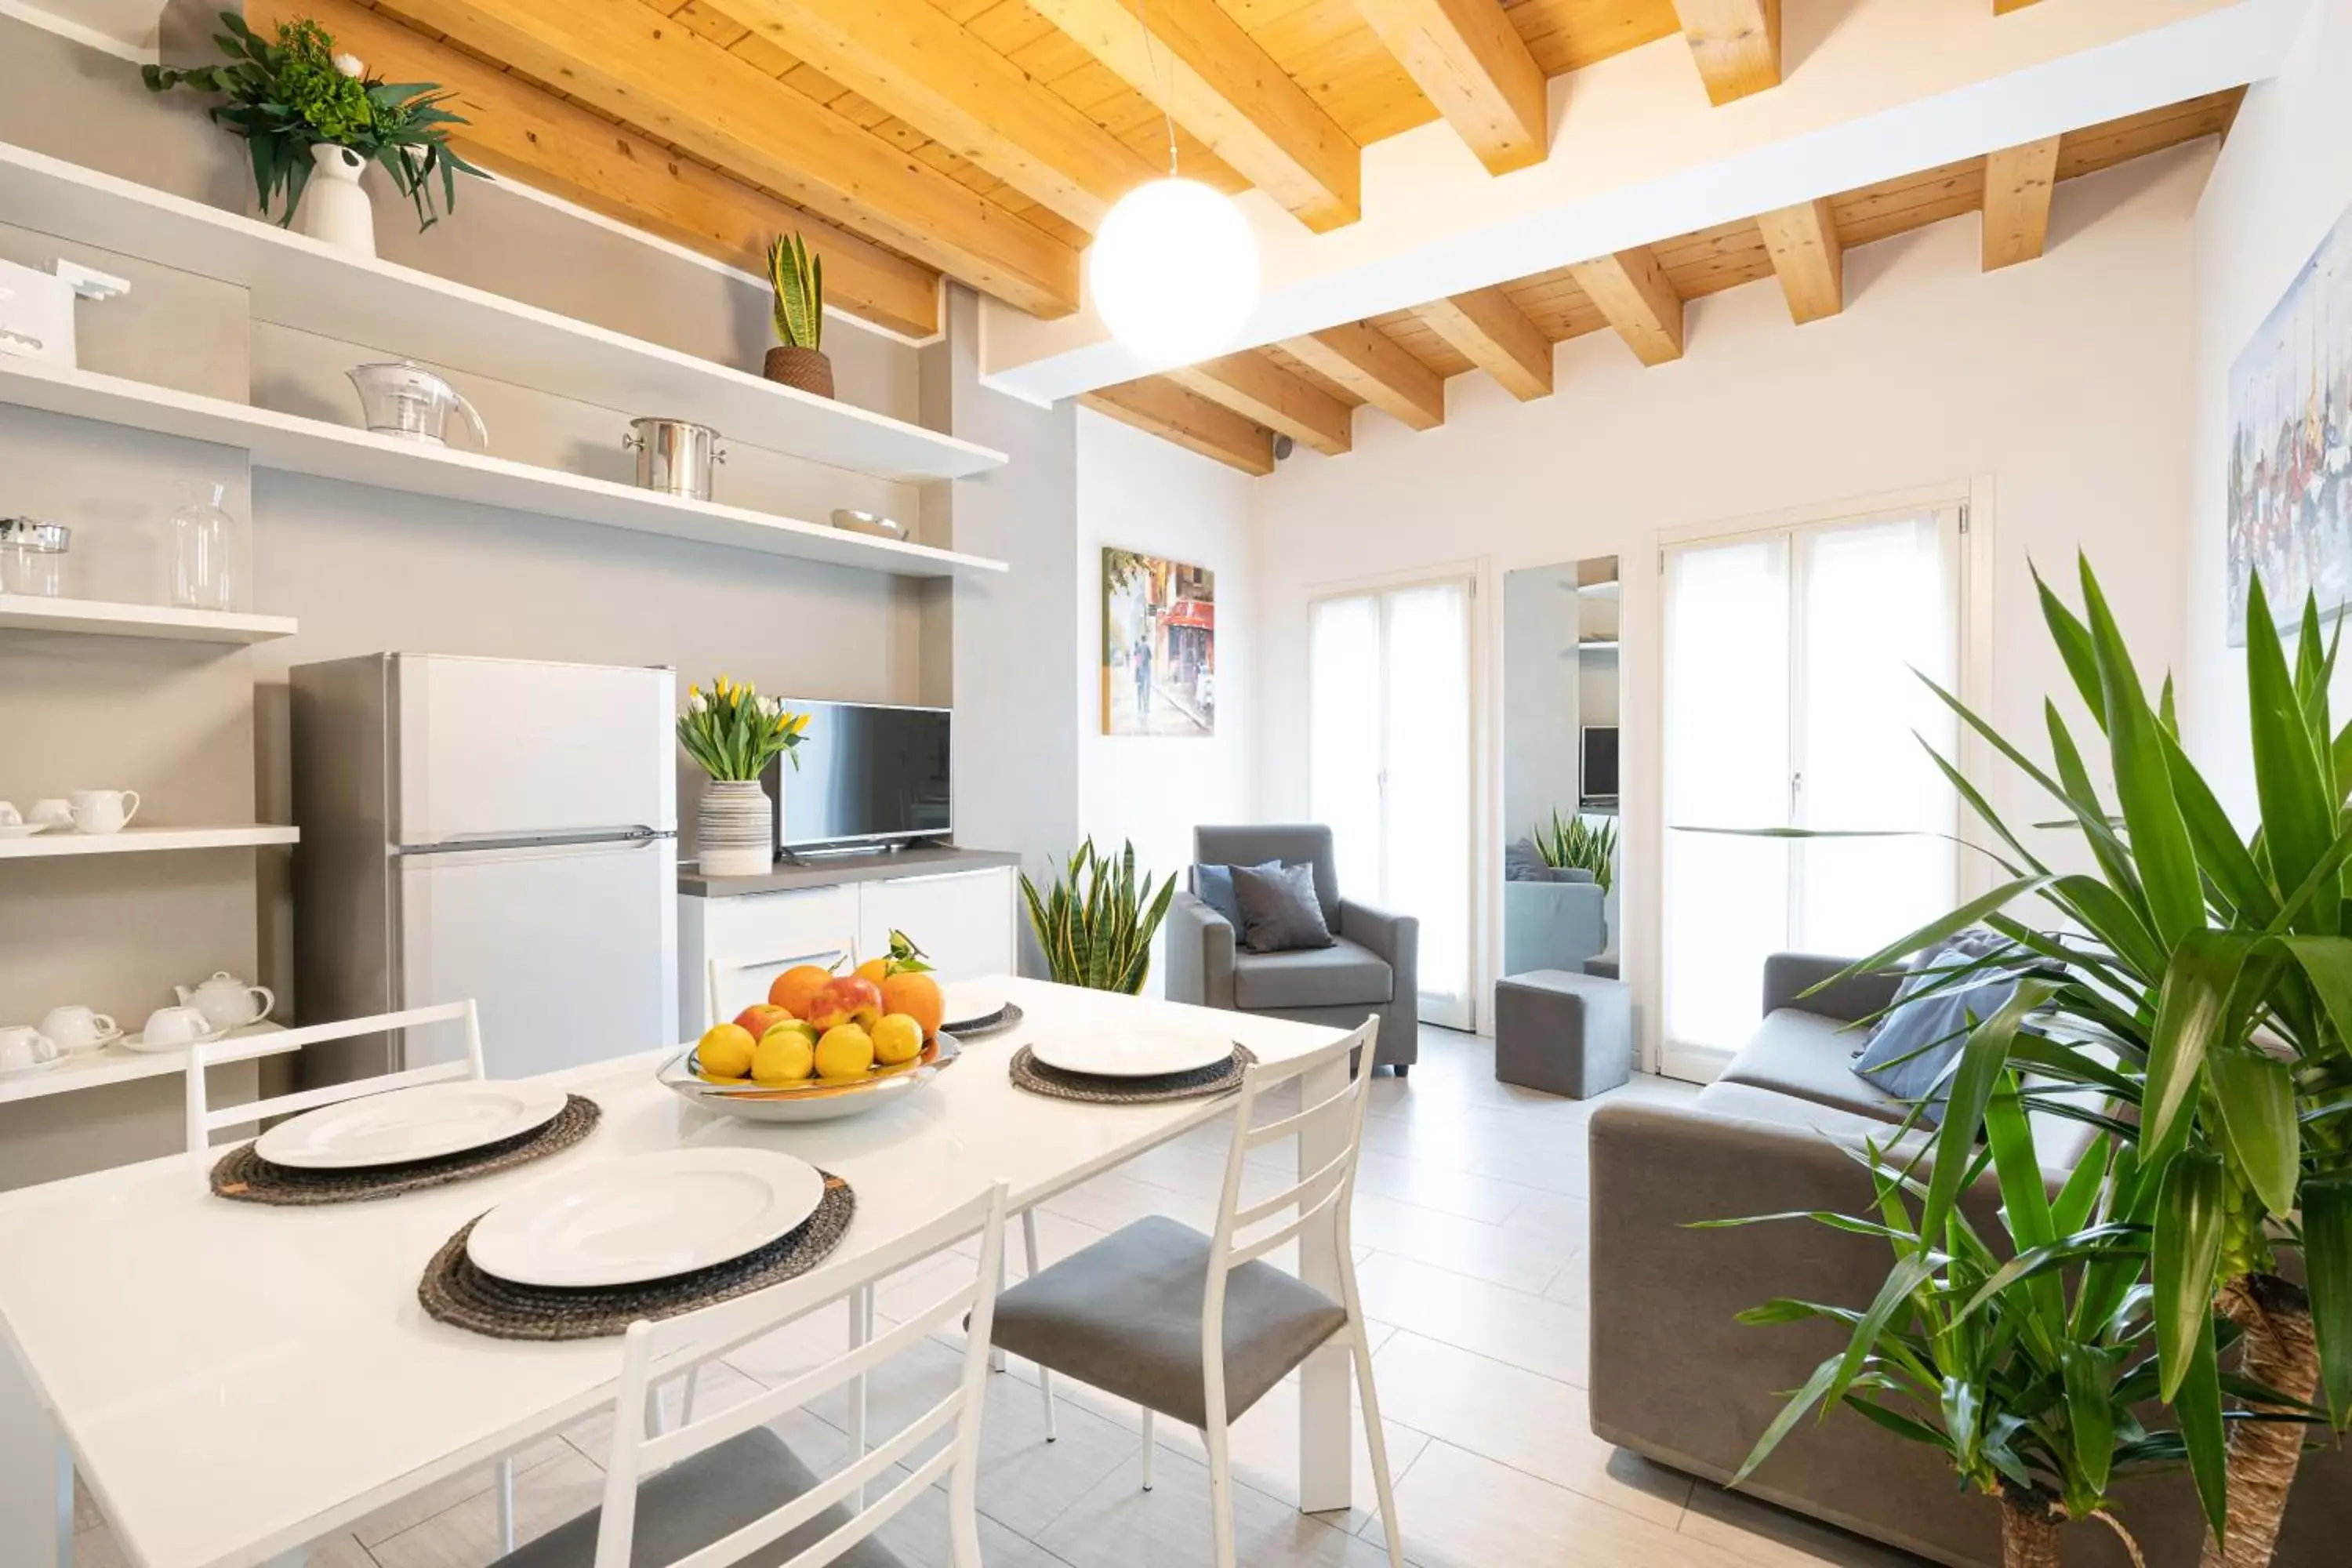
[1020,838,1178,995]
[1535,807,1617,895]
[767,232,823,354]
[1765,557,2351,1565]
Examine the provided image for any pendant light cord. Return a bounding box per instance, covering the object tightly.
[1137,0,1179,177]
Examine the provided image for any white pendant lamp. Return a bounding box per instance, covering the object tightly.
[1089,0,1259,365]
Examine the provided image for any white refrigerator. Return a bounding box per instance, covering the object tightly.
[291,653,680,1083]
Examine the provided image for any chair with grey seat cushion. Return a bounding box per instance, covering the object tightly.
[988,1019,1404,1568]
[1164,825,1419,1074]
[490,1185,1011,1568]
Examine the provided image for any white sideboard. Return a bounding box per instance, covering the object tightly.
[677,848,1021,1032]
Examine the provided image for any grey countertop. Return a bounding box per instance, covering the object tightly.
[678,843,1023,897]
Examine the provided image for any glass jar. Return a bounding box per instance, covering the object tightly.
[0,517,69,597]
[169,482,238,611]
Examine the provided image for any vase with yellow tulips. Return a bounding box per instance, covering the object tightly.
[679,676,809,877]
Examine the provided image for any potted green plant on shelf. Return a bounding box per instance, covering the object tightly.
[1535,806,1617,895]
[678,676,808,878]
[764,232,831,397]
[1021,838,1178,995]
[143,11,484,257]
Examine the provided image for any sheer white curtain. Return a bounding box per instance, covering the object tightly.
[1663,510,1962,1056]
[1310,579,1475,1028]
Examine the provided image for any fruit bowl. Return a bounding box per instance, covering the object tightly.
[659,1032,962,1123]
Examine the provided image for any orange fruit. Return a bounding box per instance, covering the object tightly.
[853,956,889,985]
[768,964,833,1018]
[880,971,946,1038]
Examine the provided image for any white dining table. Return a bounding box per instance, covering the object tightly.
[0,978,1357,1568]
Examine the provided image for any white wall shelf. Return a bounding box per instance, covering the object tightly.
[0,358,1008,579]
[0,596,298,644]
[0,825,299,859]
[0,1023,292,1108]
[0,141,1004,485]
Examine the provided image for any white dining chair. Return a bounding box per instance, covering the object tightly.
[487,1181,1012,1568]
[987,1018,1403,1568]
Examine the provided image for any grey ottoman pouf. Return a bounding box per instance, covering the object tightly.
[1495,969,1633,1099]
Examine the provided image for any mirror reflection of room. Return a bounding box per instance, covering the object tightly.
[1503,557,1621,983]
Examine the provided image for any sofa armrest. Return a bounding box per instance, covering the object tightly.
[1761,952,1901,1025]
[1338,898,1417,1000]
[1163,891,1236,1009]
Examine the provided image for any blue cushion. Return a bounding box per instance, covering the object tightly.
[1852,931,2021,1125]
[1194,859,1279,927]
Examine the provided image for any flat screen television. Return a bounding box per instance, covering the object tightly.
[1581,724,1620,805]
[774,701,952,850]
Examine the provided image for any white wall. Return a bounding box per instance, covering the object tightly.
[1253,146,2208,1048]
[2183,0,2352,816]
[1075,406,1258,992]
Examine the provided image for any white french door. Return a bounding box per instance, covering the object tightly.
[1309,575,1476,1029]
[1661,506,1966,1060]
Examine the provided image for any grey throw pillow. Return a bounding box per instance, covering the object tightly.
[1853,929,2024,1123]
[1230,862,1337,953]
[1194,858,1280,927]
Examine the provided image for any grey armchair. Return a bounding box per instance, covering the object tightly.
[1163,825,1418,1073]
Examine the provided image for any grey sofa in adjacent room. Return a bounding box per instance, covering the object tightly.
[1162,825,1419,1073]
[1586,953,2352,1567]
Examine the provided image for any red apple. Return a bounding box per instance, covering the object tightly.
[803,976,882,1032]
[734,1003,793,1040]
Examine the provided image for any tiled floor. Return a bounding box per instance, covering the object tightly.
[73,1026,1924,1567]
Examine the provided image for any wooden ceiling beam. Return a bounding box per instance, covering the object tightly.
[1570,248,1685,365]
[1755,197,1844,325]
[1983,136,2062,270]
[1670,0,1781,107]
[1083,379,1276,475]
[1994,1,2044,12]
[1346,0,1548,176]
[270,0,942,338]
[1169,352,1353,456]
[1415,288,1552,400]
[684,0,1154,233]
[1024,0,1361,231]
[1283,324,1444,431]
[372,0,1080,316]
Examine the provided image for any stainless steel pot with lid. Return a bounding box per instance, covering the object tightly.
[624,417,728,502]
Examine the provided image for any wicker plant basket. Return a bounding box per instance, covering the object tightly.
[764,346,835,399]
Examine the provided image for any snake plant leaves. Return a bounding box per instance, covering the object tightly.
[2305,1175,2352,1431]
[2153,1152,2227,1403]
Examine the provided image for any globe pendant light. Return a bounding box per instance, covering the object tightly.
[1089,0,1259,365]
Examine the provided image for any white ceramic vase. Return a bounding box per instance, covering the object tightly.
[298,144,376,258]
[697,779,773,877]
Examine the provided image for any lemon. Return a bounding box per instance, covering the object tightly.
[872,1013,924,1066]
[697,1022,756,1079]
[815,1024,876,1080]
[752,1022,816,1083]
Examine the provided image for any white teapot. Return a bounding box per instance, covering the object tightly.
[175,971,275,1032]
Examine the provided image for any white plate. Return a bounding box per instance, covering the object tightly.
[1029,1026,1236,1079]
[941,983,1011,1031]
[0,1056,61,1080]
[256,1080,570,1170]
[466,1148,826,1288]
[120,1024,229,1054]
[0,822,53,839]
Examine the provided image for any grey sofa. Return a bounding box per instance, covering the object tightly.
[1588,953,2352,1566]
[1163,825,1418,1073]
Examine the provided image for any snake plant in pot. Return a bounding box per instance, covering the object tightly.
[1732,557,2350,1565]
[1021,838,1178,995]
[763,232,831,398]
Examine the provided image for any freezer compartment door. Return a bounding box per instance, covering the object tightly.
[394,655,675,845]
[398,835,679,1079]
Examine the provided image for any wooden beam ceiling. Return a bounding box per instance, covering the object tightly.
[1347,0,1550,176]
[1982,135,2063,270]
[286,0,942,338]
[1569,247,1684,365]
[683,0,1154,233]
[1994,1,2044,13]
[1170,354,1354,456]
[1755,198,1844,325]
[1416,289,1554,399]
[1283,324,1446,431]
[1022,0,1363,231]
[1082,379,1276,475]
[1670,0,1781,106]
[374,0,1080,315]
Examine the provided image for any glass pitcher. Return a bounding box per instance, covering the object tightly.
[170,482,238,611]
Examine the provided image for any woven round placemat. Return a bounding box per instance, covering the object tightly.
[418,1171,855,1341]
[209,1094,602,1207]
[943,1000,1024,1039]
[1009,1044,1255,1105]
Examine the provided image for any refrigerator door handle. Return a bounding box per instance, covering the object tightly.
[396,826,673,855]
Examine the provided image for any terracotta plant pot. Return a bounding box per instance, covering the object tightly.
[763,346,835,399]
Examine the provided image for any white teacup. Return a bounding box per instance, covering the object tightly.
[0,801,18,826]
[0,1026,60,1073]
[68,789,140,835]
[27,798,73,828]
[138,1004,215,1047]
[38,1005,118,1053]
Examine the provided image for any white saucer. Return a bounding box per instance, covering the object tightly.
[256,1080,569,1170]
[56,1029,122,1055]
[466,1148,826,1289]
[0,822,53,839]
[0,1056,61,1080]
[120,1024,230,1054]
[1029,1026,1236,1079]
